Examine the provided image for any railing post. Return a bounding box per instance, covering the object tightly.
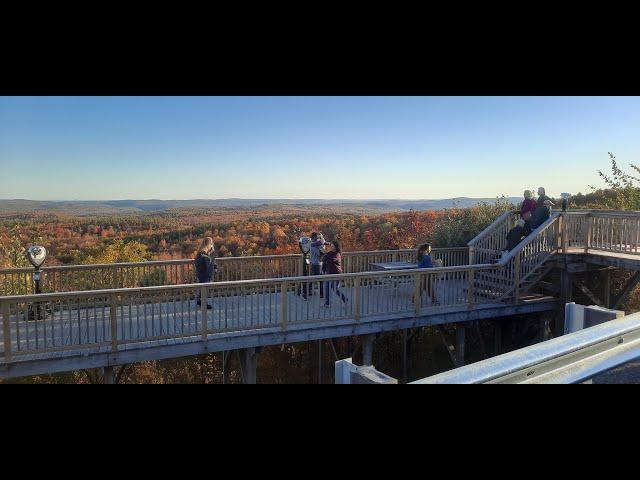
[559,213,567,254]
[354,277,361,321]
[2,301,11,363]
[110,294,118,352]
[201,286,208,341]
[280,282,288,330]
[584,214,592,254]
[562,216,568,254]
[469,246,475,265]
[514,253,521,304]
[413,272,421,316]
[467,269,475,309]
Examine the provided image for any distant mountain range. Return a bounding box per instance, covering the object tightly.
[0,198,520,216]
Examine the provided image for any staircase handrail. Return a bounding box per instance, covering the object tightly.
[467,210,518,247]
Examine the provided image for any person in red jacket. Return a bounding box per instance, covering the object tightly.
[322,241,348,307]
[520,190,537,221]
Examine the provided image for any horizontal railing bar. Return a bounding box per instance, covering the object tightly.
[0,247,467,275]
[467,210,516,246]
[0,254,303,274]
[0,263,497,302]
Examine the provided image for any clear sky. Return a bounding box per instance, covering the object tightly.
[1,96,639,201]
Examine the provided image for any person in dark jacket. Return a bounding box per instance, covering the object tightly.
[416,243,437,304]
[195,237,217,309]
[322,241,347,307]
[506,219,528,251]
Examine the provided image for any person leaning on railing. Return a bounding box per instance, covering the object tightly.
[195,237,217,309]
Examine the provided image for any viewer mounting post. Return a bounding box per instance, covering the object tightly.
[297,236,311,298]
[26,245,47,320]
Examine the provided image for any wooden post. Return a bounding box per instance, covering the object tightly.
[103,366,115,384]
[560,269,573,306]
[514,253,521,304]
[110,294,118,352]
[280,282,288,330]
[414,272,421,316]
[584,214,592,254]
[469,246,475,265]
[467,269,475,309]
[455,324,466,367]
[561,213,568,254]
[362,334,375,366]
[222,351,232,384]
[2,301,11,363]
[474,320,487,359]
[354,276,361,321]
[201,286,208,341]
[541,317,551,341]
[402,329,408,383]
[240,347,258,384]
[318,340,323,384]
[602,269,612,309]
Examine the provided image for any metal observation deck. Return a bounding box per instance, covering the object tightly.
[2,209,640,381]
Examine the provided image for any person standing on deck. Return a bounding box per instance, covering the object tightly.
[322,241,348,307]
[416,243,437,304]
[417,243,433,268]
[195,237,217,309]
[309,232,327,298]
[536,187,554,210]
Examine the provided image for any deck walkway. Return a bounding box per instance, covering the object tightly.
[4,210,640,381]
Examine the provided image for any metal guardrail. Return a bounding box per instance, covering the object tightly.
[412,312,640,384]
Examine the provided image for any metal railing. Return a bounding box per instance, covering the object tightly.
[0,247,469,296]
[412,312,640,384]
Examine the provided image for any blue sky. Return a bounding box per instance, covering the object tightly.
[1,96,639,201]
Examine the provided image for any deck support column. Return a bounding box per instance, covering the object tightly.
[602,269,612,308]
[402,329,409,383]
[539,316,551,342]
[455,324,466,368]
[561,270,573,304]
[103,366,115,384]
[318,340,323,384]
[362,334,375,366]
[222,351,231,384]
[240,347,258,384]
[494,320,502,355]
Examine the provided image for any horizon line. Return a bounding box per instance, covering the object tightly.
[0,195,527,202]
